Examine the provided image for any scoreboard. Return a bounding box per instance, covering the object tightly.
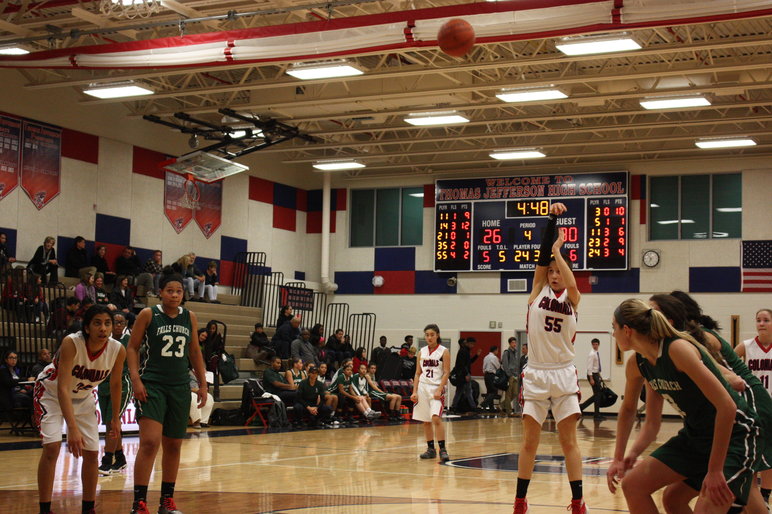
[434,172,628,272]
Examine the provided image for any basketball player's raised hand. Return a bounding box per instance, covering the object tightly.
[552,226,565,252]
[549,202,567,216]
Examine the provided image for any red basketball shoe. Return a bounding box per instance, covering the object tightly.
[158,497,183,514]
[130,500,151,514]
[568,498,588,513]
[513,497,528,514]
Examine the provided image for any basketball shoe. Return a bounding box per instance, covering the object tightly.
[439,449,450,463]
[513,498,528,514]
[111,451,127,473]
[568,499,588,513]
[419,448,437,459]
[98,455,113,476]
[130,500,151,514]
[158,497,183,514]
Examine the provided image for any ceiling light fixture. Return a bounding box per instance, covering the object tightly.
[695,137,756,149]
[489,148,546,160]
[312,159,366,171]
[0,45,29,55]
[496,87,568,103]
[404,111,469,126]
[639,95,711,110]
[555,33,641,56]
[286,60,364,80]
[83,80,154,99]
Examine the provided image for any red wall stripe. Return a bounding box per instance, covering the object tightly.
[335,188,347,211]
[273,205,296,232]
[61,128,99,164]
[132,146,167,179]
[373,270,415,295]
[423,184,435,208]
[248,176,274,203]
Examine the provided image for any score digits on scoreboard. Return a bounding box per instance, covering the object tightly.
[433,172,629,272]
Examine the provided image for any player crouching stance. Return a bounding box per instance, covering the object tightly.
[607,299,762,514]
[35,305,126,514]
[411,323,450,463]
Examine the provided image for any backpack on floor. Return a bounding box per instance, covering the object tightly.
[267,400,290,428]
[209,408,244,426]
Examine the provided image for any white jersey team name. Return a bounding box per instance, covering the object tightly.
[526,284,578,366]
[37,332,122,401]
[743,337,772,393]
[419,344,447,386]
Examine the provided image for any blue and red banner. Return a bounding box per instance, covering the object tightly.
[21,120,61,210]
[194,180,222,239]
[164,171,194,233]
[0,114,21,200]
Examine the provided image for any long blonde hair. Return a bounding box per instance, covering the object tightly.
[176,254,191,269]
[614,298,719,366]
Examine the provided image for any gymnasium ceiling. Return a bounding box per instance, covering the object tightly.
[2,0,772,178]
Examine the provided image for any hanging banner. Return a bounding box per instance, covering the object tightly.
[21,120,61,210]
[164,171,194,233]
[194,180,222,239]
[0,115,21,200]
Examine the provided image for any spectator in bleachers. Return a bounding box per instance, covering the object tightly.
[0,232,17,270]
[294,366,332,427]
[246,323,273,364]
[315,337,332,370]
[203,261,219,303]
[366,363,404,421]
[114,246,141,283]
[401,346,417,380]
[139,250,163,297]
[326,328,345,366]
[109,275,136,326]
[172,254,193,297]
[0,351,32,413]
[92,245,116,285]
[188,369,214,428]
[333,362,380,423]
[276,305,293,328]
[185,252,206,301]
[25,272,49,323]
[291,329,318,368]
[202,321,224,372]
[371,336,388,366]
[284,357,307,389]
[74,297,95,331]
[352,347,368,372]
[271,316,300,359]
[29,347,52,380]
[27,236,58,285]
[93,273,114,309]
[74,270,96,304]
[309,323,324,347]
[263,356,297,405]
[64,236,96,279]
[47,296,80,339]
[317,362,339,414]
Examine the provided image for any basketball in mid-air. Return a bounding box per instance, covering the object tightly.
[437,18,476,57]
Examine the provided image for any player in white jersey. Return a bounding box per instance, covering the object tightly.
[514,202,588,514]
[736,307,772,505]
[411,323,451,462]
[34,305,126,514]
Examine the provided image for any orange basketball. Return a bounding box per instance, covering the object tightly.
[437,18,475,57]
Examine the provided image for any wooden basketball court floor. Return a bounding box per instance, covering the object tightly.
[0,415,685,513]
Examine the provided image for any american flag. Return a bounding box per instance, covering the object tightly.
[742,240,772,293]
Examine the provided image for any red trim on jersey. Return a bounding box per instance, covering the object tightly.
[755,337,772,354]
[86,341,109,362]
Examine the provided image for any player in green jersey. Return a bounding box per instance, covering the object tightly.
[128,269,207,514]
[655,292,772,513]
[607,299,762,514]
